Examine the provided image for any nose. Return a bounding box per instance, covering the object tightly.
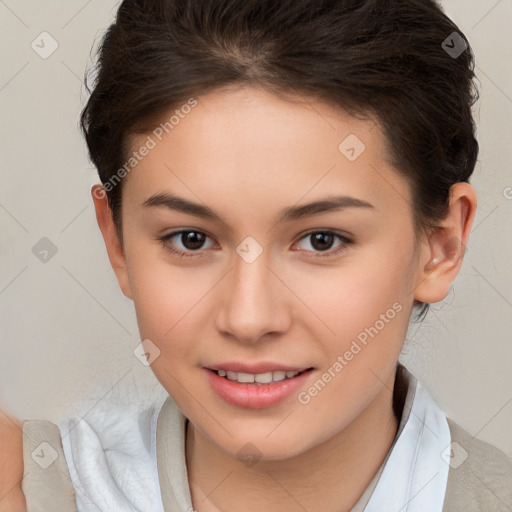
[215,248,291,344]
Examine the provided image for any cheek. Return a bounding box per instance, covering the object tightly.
[291,252,410,329]
[126,247,217,363]
[127,257,209,398]
[289,260,409,429]
[287,249,412,377]
[125,239,184,318]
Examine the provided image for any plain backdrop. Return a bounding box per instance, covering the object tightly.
[1,0,511,455]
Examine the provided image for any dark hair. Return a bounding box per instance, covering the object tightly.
[80,0,479,322]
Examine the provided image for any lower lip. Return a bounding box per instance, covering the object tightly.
[205,368,313,409]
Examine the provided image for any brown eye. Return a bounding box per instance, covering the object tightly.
[158,230,215,257]
[294,231,353,258]
[309,232,335,251]
[178,231,207,250]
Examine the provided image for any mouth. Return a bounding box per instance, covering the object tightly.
[204,361,315,408]
[204,364,315,408]
[208,368,312,385]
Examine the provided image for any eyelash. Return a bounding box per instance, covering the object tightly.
[157,229,353,259]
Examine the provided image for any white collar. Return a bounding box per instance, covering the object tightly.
[361,364,451,512]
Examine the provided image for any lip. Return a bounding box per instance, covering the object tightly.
[206,362,310,374]
[204,367,314,409]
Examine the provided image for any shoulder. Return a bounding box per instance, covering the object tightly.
[443,417,512,511]
[0,412,26,512]
[22,417,77,511]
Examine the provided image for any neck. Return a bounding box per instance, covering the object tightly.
[185,367,401,512]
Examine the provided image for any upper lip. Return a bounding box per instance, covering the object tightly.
[206,362,312,374]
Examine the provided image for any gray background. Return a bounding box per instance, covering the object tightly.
[1,0,511,455]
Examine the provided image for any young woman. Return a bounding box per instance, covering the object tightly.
[2,0,511,511]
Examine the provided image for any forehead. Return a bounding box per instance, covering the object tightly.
[122,86,411,223]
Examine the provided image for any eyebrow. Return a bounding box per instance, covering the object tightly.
[141,192,375,225]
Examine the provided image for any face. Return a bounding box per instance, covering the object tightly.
[109,85,426,460]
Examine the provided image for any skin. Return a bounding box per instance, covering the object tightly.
[0,84,476,512]
[0,413,26,512]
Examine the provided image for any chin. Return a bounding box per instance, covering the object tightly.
[202,419,323,463]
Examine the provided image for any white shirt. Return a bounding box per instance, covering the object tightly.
[59,364,451,512]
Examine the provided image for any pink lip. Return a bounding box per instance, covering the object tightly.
[205,367,314,409]
[206,362,309,374]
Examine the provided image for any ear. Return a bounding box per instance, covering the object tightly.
[91,184,133,300]
[414,182,477,304]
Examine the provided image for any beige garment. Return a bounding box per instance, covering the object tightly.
[22,370,512,511]
[21,419,77,512]
[442,417,512,512]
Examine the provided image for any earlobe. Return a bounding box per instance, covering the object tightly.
[413,182,477,304]
[91,184,133,300]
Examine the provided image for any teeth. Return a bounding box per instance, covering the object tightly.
[255,372,273,384]
[216,369,301,384]
[272,370,286,382]
[237,372,255,383]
